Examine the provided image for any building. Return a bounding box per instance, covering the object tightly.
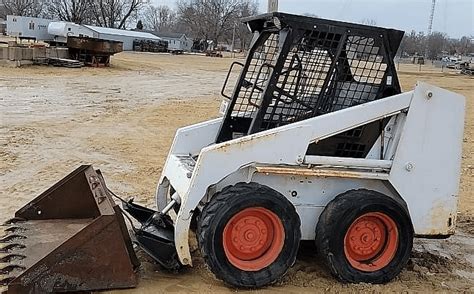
[84,25,161,51]
[6,15,52,40]
[152,32,193,52]
[5,16,162,51]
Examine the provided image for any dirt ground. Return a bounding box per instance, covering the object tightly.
[1,52,473,293]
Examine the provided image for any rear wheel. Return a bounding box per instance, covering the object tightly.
[197,182,301,287]
[315,189,413,284]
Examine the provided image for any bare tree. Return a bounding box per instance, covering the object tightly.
[0,0,44,17]
[143,4,176,32]
[88,0,145,28]
[426,32,447,59]
[399,30,417,57]
[455,36,474,55]
[46,0,90,23]
[177,0,258,49]
[234,0,257,51]
[399,30,428,57]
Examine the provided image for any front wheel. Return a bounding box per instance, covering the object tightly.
[315,189,413,284]
[197,182,301,288]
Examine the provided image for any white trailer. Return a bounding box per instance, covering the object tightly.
[48,21,95,43]
[6,15,52,40]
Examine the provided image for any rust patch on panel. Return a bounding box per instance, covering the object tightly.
[426,200,457,236]
[254,165,389,180]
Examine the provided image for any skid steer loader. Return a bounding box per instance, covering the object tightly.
[1,13,466,292]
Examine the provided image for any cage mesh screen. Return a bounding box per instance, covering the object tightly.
[258,32,388,131]
[262,31,340,129]
[326,36,387,112]
[231,33,280,118]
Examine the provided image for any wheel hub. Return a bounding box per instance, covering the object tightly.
[229,214,273,260]
[344,212,399,272]
[223,207,285,271]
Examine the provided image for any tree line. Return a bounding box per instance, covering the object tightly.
[0,0,141,28]
[1,0,472,56]
[0,0,258,50]
[399,31,473,59]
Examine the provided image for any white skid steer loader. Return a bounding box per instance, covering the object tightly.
[1,13,465,292]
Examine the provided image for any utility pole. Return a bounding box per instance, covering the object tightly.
[231,23,236,58]
[268,0,279,12]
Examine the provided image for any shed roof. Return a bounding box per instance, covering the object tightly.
[84,25,161,40]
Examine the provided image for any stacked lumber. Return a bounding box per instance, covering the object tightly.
[47,57,84,68]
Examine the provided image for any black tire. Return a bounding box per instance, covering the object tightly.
[197,182,301,288]
[315,189,413,284]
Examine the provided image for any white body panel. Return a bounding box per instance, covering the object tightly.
[388,83,465,235]
[155,82,465,266]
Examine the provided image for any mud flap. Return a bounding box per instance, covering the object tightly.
[0,165,138,293]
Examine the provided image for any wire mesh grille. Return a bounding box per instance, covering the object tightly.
[262,31,341,129]
[326,36,387,112]
[258,32,388,131]
[217,15,402,156]
[231,33,280,118]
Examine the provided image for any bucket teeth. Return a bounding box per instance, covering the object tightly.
[0,235,26,243]
[0,244,26,254]
[0,226,28,288]
[2,218,25,226]
[3,227,26,234]
[0,264,26,275]
[0,276,16,286]
[0,255,26,263]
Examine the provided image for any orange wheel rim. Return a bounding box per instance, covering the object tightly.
[223,207,285,271]
[344,212,398,272]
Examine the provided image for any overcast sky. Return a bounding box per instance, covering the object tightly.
[154,0,473,38]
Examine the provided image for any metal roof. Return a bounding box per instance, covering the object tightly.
[84,25,161,40]
[152,32,188,39]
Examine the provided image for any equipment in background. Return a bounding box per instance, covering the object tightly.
[133,39,168,53]
[206,50,223,57]
[459,61,474,76]
[412,55,425,65]
[67,36,123,67]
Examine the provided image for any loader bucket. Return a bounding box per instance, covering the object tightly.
[0,165,138,293]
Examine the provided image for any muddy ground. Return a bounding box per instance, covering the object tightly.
[1,52,473,293]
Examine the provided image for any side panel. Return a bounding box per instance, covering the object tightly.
[389,82,465,235]
[155,118,223,206]
[168,118,223,156]
[250,172,397,240]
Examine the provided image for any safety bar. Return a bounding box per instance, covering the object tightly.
[221,61,244,99]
